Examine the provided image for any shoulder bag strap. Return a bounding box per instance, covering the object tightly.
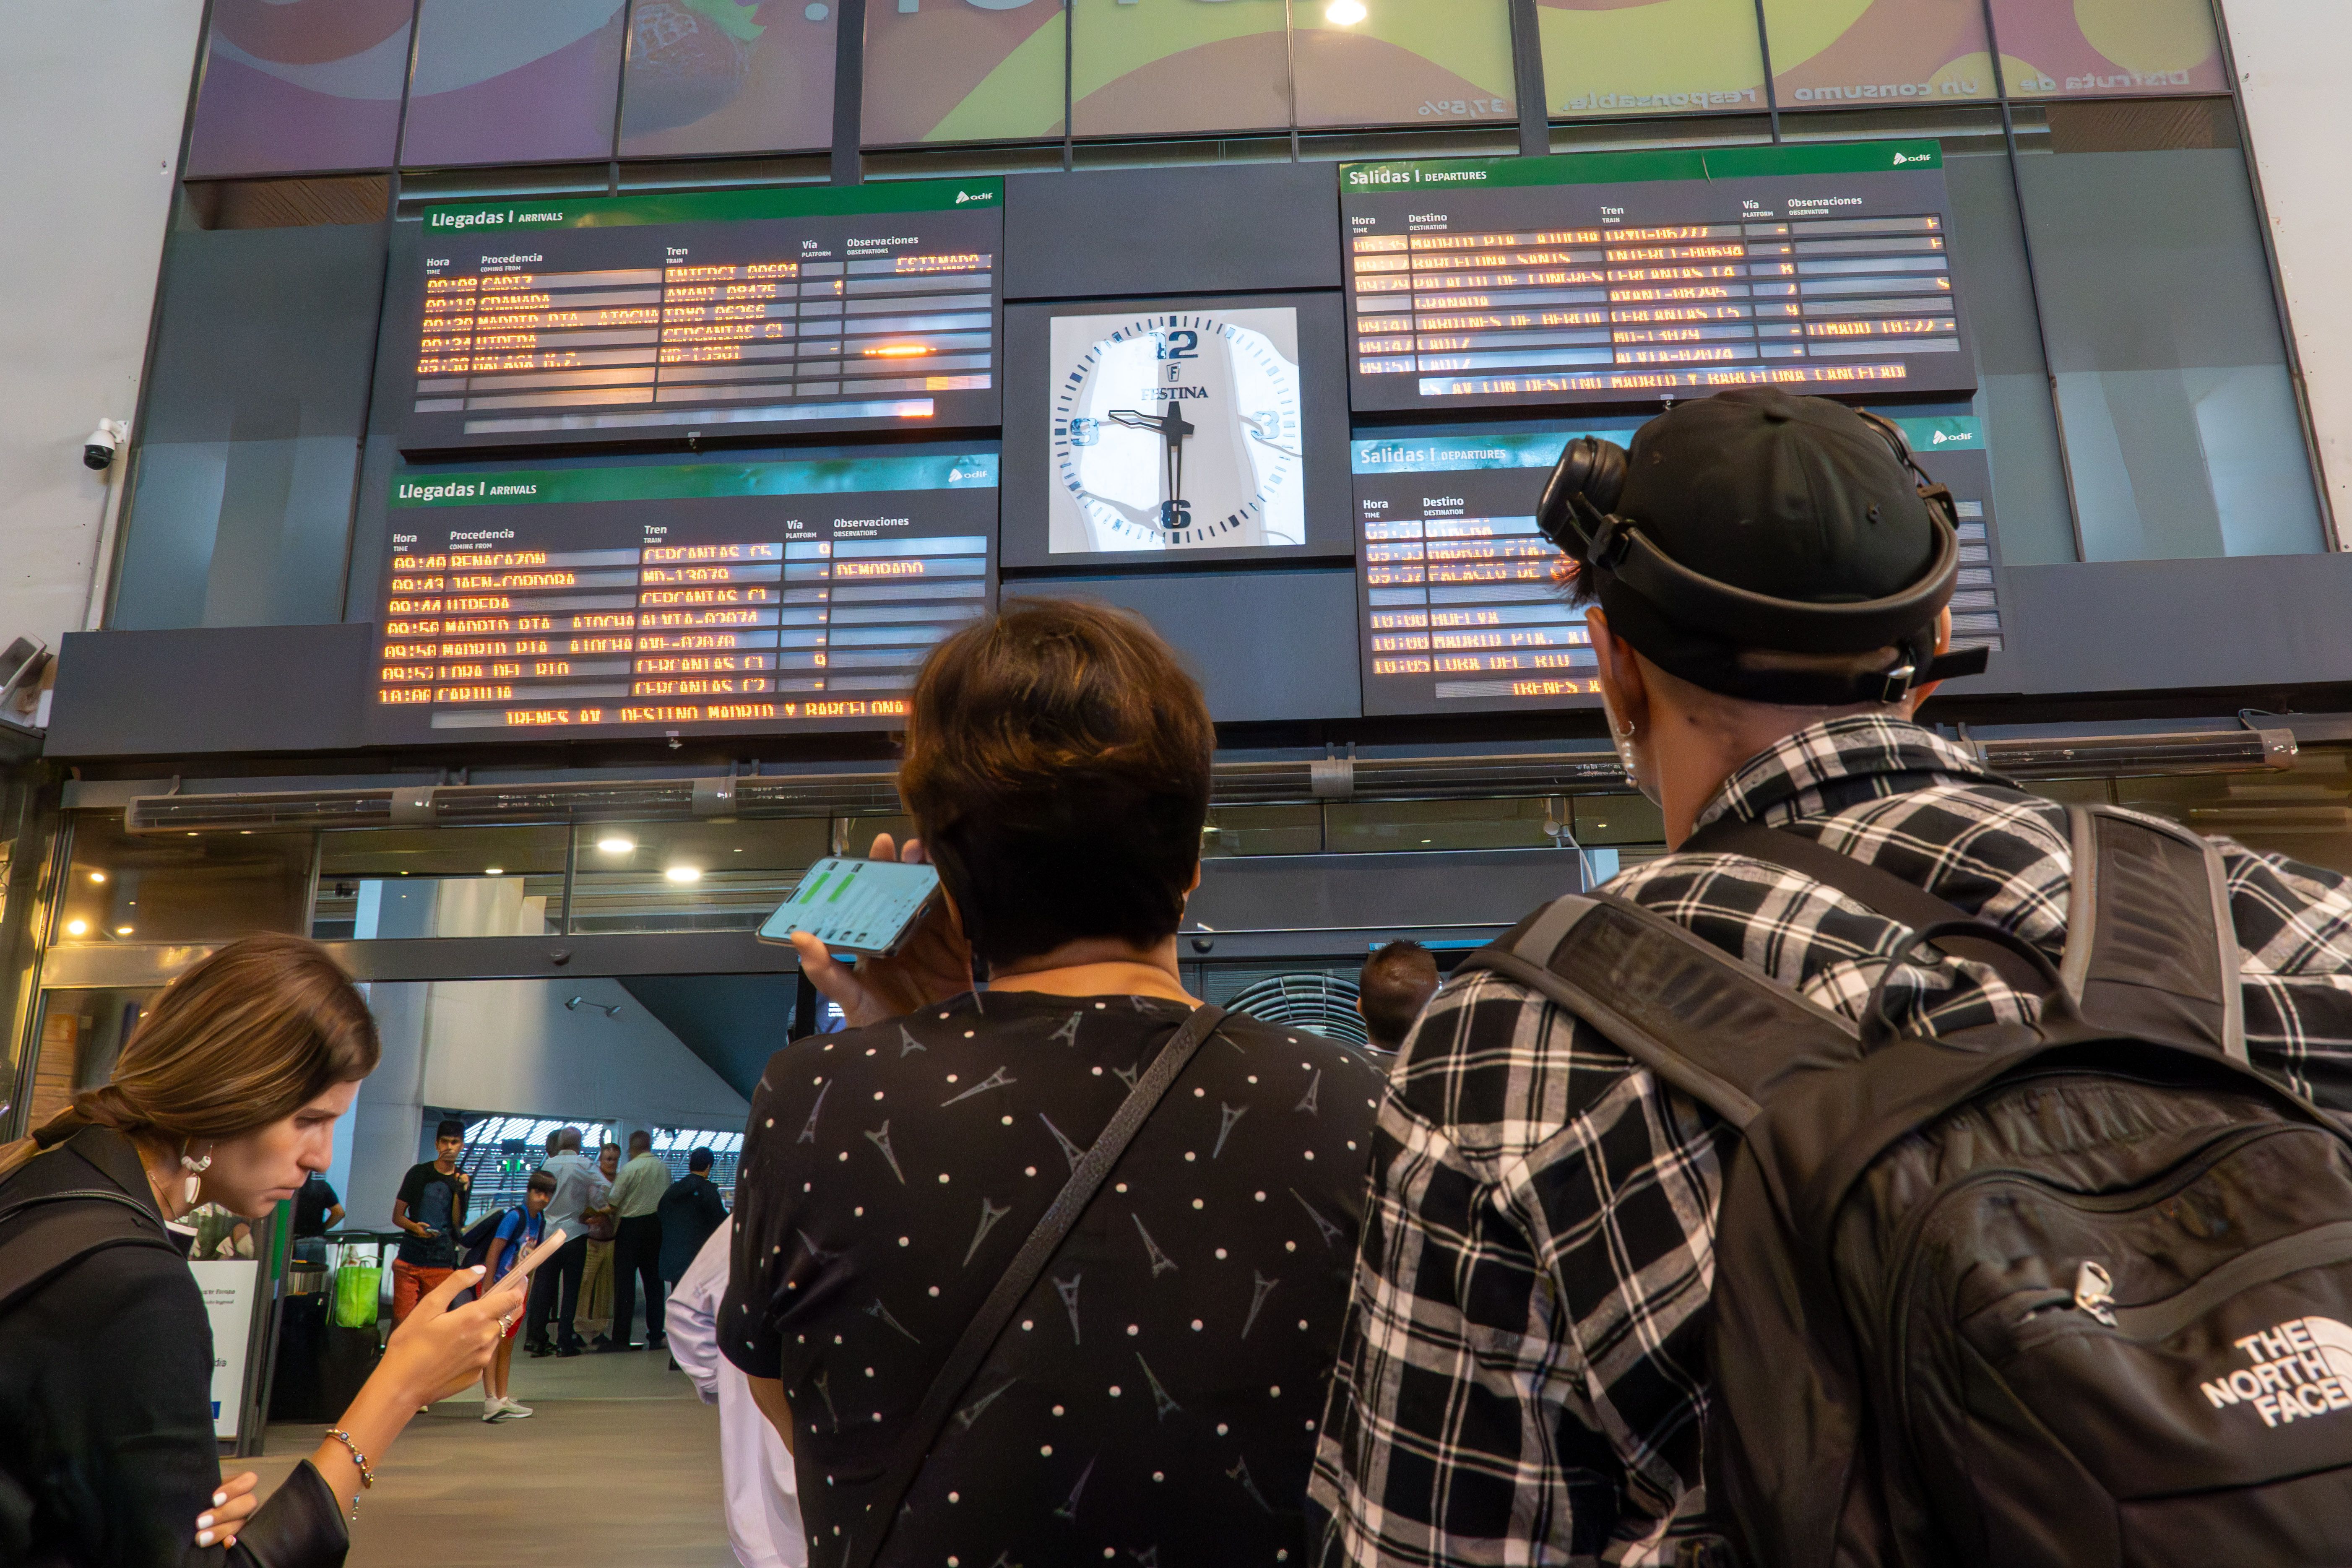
[0,1188,173,1319]
[2063,804,2247,1061]
[1457,895,1857,1130]
[1683,815,2052,994]
[846,1001,1229,1568]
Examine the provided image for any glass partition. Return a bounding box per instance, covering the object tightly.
[1985,0,2225,99]
[619,0,838,158]
[1763,0,1997,109]
[1538,0,1768,121]
[1291,0,1518,132]
[59,816,311,946]
[1069,0,1290,139]
[184,0,412,177]
[568,817,828,933]
[1324,796,1562,854]
[864,0,1067,146]
[315,826,571,940]
[399,0,627,167]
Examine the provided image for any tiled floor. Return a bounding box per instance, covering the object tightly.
[243,1349,734,1565]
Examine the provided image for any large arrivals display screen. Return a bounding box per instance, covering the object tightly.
[1353,411,2009,717]
[398,179,1003,453]
[1340,141,1975,414]
[368,451,997,739]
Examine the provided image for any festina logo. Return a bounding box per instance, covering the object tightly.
[2200,1316,2352,1428]
[1132,387,1211,399]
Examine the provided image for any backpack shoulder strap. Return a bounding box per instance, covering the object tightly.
[0,1188,175,1319]
[1682,816,2051,994]
[2064,804,2246,1062]
[1456,894,1858,1130]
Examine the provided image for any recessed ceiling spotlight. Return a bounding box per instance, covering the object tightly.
[1325,0,1367,23]
[665,865,703,883]
[597,835,636,855]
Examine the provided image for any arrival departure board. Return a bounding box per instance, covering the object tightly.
[399,179,1003,452]
[368,452,997,739]
[1353,412,2007,716]
[1341,141,1975,414]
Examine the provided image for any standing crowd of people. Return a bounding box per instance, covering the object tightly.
[9,390,2352,1567]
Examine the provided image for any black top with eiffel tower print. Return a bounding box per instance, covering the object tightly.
[722,989,1382,1567]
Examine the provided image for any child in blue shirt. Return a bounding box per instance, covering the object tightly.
[481,1170,554,1422]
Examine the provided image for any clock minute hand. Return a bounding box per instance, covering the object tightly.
[1162,401,1195,505]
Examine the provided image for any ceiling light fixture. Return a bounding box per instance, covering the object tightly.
[88,871,106,884]
[484,866,505,877]
[116,926,133,936]
[665,865,702,883]
[597,835,636,855]
[65,919,88,936]
[1325,0,1367,23]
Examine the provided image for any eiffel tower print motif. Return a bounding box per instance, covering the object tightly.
[1051,1455,1098,1521]
[1242,1272,1278,1339]
[955,1377,1017,1431]
[965,1196,1013,1264]
[1294,1069,1322,1116]
[1290,1188,1345,1250]
[1213,1101,1249,1158]
[1112,1058,1142,1092]
[1227,1454,1276,1512]
[1055,1272,1083,1343]
[1136,1352,1182,1420]
[812,1365,840,1425]
[864,1297,921,1344]
[795,1229,843,1267]
[1049,1011,1083,1047]
[796,1078,833,1143]
[1038,1113,1087,1170]
[863,1121,905,1183]
[1131,1214,1178,1277]
[942,1066,1018,1107]
[898,1024,926,1057]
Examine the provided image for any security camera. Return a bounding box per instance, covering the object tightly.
[83,419,127,472]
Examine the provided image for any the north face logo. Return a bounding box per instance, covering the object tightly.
[2201,1317,2352,1427]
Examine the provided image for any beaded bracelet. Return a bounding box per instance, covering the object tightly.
[321,1428,372,1521]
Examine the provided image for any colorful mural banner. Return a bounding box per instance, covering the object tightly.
[1292,1,1518,131]
[1538,0,1769,118]
[1986,0,2224,97]
[1069,0,1290,139]
[863,0,1066,146]
[619,0,837,158]
[1764,0,1997,107]
[400,0,628,168]
[185,0,412,177]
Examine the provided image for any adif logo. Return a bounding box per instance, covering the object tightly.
[1892,151,1932,166]
[2201,1317,2352,1428]
[1931,429,1955,445]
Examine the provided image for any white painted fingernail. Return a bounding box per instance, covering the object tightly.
[197,1513,214,1529]
[212,1491,227,1506]
[197,1531,215,1547]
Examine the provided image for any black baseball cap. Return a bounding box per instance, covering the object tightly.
[1547,387,1976,704]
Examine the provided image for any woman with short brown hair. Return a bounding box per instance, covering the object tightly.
[729,599,1382,1565]
[0,933,533,1564]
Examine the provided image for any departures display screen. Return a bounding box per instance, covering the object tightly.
[368,452,996,740]
[1340,141,1975,414]
[398,178,1004,452]
[1353,411,2007,716]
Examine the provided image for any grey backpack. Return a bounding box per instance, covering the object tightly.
[1458,805,2352,1568]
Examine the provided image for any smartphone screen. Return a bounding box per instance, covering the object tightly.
[759,856,942,956]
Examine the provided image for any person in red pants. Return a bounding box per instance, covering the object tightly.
[389,1118,469,1323]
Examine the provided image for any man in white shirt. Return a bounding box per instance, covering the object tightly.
[525,1126,600,1357]
[603,1129,674,1352]
[669,1225,806,1568]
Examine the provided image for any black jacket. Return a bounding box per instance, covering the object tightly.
[655,1172,726,1282]
[0,1125,348,1567]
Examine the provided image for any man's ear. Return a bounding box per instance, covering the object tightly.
[1587,607,1651,732]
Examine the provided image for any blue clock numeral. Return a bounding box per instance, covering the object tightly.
[1158,499,1193,531]
[1067,416,1101,447]
[1158,330,1199,361]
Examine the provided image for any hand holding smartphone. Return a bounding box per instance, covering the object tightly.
[484,1224,568,1309]
[759,853,943,958]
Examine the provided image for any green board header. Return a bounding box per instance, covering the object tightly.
[1887,414,1983,451]
[1340,140,1942,194]
[390,454,999,509]
[420,177,1003,236]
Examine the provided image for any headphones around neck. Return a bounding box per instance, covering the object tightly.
[1535,410,1990,705]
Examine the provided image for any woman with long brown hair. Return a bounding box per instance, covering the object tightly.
[0,933,540,1565]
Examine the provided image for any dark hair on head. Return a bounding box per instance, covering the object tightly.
[3,934,379,1180]
[901,599,1214,967]
[628,1129,652,1152]
[557,1126,583,1152]
[688,1147,714,1172]
[1359,939,1441,1051]
[436,1118,465,1141]
[527,1170,558,1196]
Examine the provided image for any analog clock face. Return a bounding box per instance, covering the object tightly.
[1048,307,1306,554]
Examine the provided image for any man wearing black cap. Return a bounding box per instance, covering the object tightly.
[1309,388,2352,1567]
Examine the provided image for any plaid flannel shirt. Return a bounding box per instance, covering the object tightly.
[1310,715,2352,1567]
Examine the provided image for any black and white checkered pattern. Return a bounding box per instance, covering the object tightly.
[1310,715,2352,1566]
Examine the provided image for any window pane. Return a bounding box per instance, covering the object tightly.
[1988,0,2225,99]
[317,826,571,939]
[1942,149,2075,564]
[2016,104,2325,561]
[570,818,829,933]
[1324,798,1558,853]
[1539,0,1767,120]
[864,1,1066,146]
[2115,749,2352,877]
[1070,0,1289,139]
[400,0,627,168]
[1200,805,1322,858]
[1293,0,1517,131]
[62,816,310,946]
[185,0,411,177]
[620,0,837,157]
[1764,0,1996,109]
